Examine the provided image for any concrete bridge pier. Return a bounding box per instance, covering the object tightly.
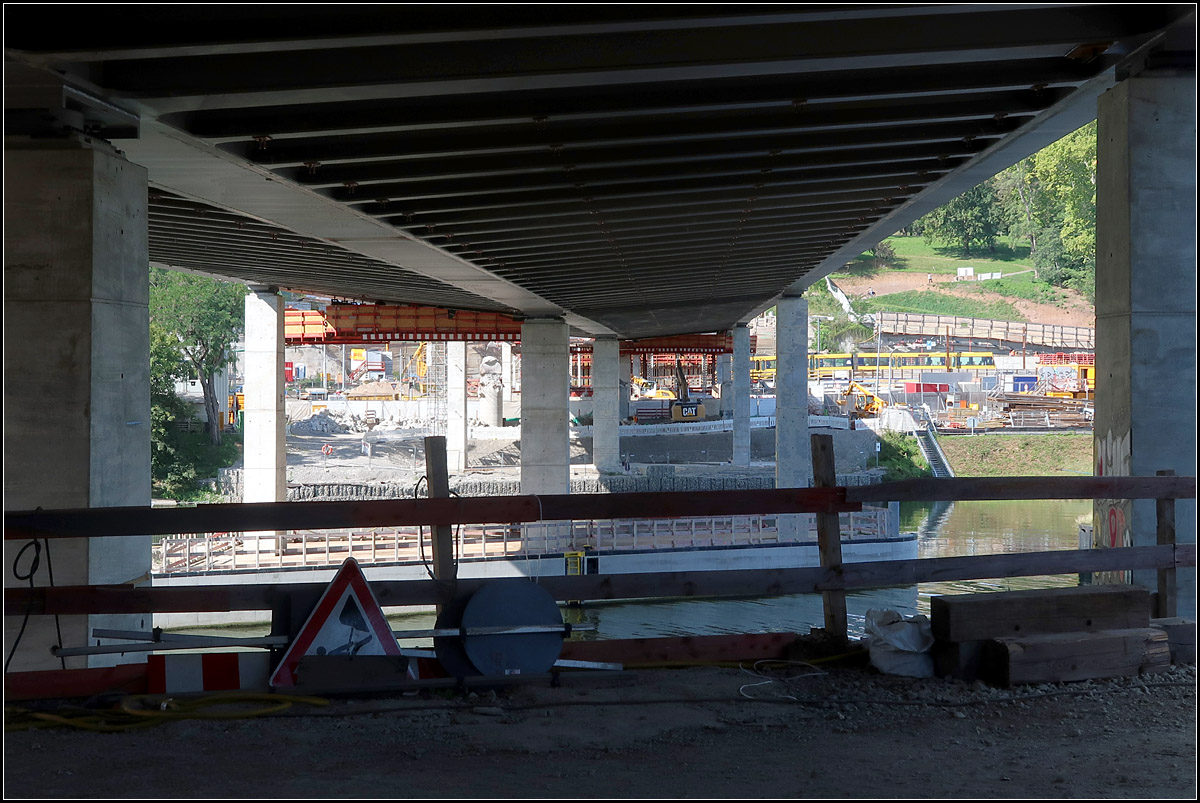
[446,341,468,472]
[4,138,151,670]
[243,287,286,506]
[592,336,621,473]
[520,319,570,495]
[732,324,751,466]
[776,295,813,539]
[1095,70,1196,617]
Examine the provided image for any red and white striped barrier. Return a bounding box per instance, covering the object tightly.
[147,652,270,694]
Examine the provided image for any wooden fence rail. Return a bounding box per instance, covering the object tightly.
[4,474,1193,618]
[5,477,1192,540]
[7,544,1193,616]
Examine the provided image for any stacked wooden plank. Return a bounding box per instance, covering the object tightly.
[931,586,1172,686]
[990,392,1094,428]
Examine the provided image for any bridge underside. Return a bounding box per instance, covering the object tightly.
[5,5,1193,338]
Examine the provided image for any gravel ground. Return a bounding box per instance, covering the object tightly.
[4,660,1194,798]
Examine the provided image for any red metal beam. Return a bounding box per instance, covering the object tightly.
[284,303,524,344]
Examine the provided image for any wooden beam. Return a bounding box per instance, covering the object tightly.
[6,476,1193,541]
[930,586,1150,643]
[984,628,1170,686]
[812,433,847,645]
[4,487,858,540]
[845,475,1195,503]
[1156,469,1177,618]
[10,544,1192,615]
[559,632,800,667]
[4,664,148,702]
[424,435,457,607]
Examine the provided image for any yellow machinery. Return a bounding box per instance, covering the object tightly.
[837,381,887,418]
[400,342,429,397]
[1037,354,1096,400]
[631,375,676,400]
[670,400,706,421]
[226,392,245,427]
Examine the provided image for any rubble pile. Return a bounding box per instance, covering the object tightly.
[288,409,350,434]
[289,407,442,434]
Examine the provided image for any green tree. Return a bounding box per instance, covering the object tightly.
[995,156,1043,256]
[870,239,896,268]
[150,267,246,445]
[1029,120,1096,300]
[915,178,1003,256]
[149,320,194,494]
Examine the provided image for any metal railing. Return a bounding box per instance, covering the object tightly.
[152,507,894,575]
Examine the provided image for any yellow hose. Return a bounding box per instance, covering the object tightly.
[6,692,329,732]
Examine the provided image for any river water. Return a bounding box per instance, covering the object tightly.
[381,498,1092,642]
[181,499,1092,643]
[556,498,1093,641]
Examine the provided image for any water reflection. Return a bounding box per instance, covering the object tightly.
[182,500,1093,644]
[560,499,1090,641]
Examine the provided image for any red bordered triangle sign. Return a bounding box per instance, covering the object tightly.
[270,557,403,687]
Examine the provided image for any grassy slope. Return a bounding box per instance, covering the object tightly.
[847,235,1035,277]
[938,433,1093,477]
[858,290,1024,320]
[827,235,1083,320]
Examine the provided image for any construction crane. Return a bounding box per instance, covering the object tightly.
[401,342,428,397]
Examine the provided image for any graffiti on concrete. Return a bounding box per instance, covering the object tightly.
[1094,428,1133,584]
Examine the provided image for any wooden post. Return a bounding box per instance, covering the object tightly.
[1156,469,1177,618]
[424,435,457,609]
[811,433,847,645]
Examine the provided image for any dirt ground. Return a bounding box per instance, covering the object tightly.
[833,271,1095,329]
[4,659,1194,798]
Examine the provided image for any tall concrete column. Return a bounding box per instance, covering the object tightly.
[592,336,621,472]
[501,342,515,402]
[776,296,812,538]
[4,141,151,670]
[732,324,751,466]
[243,288,287,505]
[776,296,812,484]
[716,352,732,417]
[520,319,570,494]
[446,341,468,471]
[619,349,632,421]
[1095,72,1196,616]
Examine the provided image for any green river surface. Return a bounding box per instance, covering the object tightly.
[180,499,1091,644]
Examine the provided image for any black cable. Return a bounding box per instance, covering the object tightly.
[413,475,436,581]
[41,537,67,671]
[448,490,463,567]
[5,540,43,674]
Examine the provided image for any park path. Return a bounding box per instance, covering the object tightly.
[834,270,1094,329]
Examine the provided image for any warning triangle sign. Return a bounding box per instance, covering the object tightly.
[270,557,403,687]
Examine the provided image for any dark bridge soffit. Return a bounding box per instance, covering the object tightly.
[4,5,1194,341]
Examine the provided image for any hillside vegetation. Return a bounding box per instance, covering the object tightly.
[938,433,1092,477]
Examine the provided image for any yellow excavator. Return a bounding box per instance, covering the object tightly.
[837,381,887,418]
